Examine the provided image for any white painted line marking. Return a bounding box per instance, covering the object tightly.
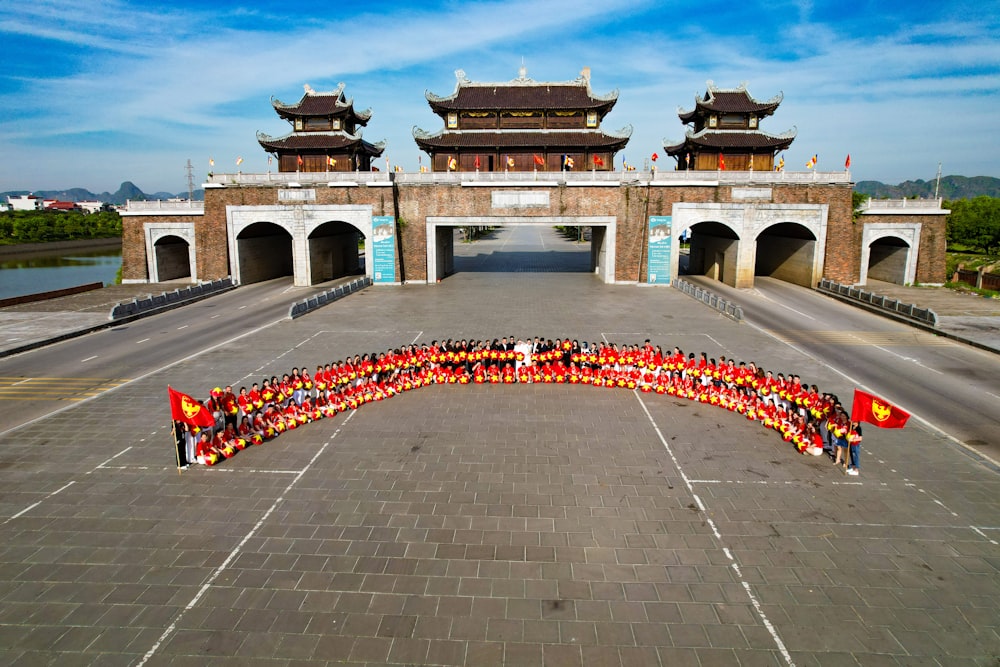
[136,411,355,667]
[177,325,188,330]
[12,378,32,386]
[634,393,793,666]
[89,447,133,473]
[210,314,220,319]
[971,526,999,545]
[870,344,943,374]
[80,355,98,362]
[988,392,1000,401]
[3,481,75,524]
[136,338,150,344]
[932,498,959,517]
[238,305,247,309]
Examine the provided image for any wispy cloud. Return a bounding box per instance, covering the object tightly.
[0,0,996,191]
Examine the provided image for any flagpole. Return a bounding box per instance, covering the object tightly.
[168,386,183,474]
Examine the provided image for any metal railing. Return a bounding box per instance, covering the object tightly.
[673,278,743,321]
[817,278,938,326]
[288,276,373,319]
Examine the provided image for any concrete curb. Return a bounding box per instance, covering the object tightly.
[288,276,372,319]
[673,278,744,321]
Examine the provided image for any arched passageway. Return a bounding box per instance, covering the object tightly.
[237,222,293,284]
[153,235,191,281]
[866,236,911,285]
[755,222,818,288]
[308,221,365,284]
[683,221,740,285]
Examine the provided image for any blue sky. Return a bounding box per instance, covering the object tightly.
[1,0,997,195]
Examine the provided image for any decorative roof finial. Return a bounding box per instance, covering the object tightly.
[518,63,527,80]
[303,83,314,95]
[580,66,591,82]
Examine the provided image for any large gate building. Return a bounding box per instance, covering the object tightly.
[120,70,947,291]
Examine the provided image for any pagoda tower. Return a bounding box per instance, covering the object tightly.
[413,67,631,172]
[663,81,795,171]
[257,83,385,172]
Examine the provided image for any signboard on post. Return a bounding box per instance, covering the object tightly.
[647,215,672,284]
[371,215,396,284]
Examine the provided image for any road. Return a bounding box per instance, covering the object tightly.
[0,278,332,435]
[686,274,1000,463]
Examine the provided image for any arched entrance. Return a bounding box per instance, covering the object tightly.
[859,223,921,286]
[153,235,192,281]
[425,216,616,284]
[142,222,197,284]
[236,222,293,284]
[308,221,364,284]
[754,222,818,288]
[682,221,741,285]
[866,236,911,284]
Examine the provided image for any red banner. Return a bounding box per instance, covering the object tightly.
[168,386,216,428]
[851,389,910,429]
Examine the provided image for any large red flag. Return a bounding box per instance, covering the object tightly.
[168,386,216,428]
[851,389,910,429]
[533,154,545,166]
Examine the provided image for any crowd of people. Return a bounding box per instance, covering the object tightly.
[175,336,863,474]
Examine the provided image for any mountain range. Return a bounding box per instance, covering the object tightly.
[4,176,999,206]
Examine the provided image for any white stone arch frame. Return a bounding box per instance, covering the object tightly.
[227,204,374,286]
[671,203,827,288]
[424,216,617,284]
[144,222,197,283]
[860,222,921,286]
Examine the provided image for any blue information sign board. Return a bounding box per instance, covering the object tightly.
[647,215,672,284]
[371,215,396,284]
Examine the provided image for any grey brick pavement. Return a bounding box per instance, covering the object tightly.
[0,227,998,666]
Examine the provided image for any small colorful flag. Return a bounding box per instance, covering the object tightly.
[845,154,851,169]
[267,155,272,166]
[651,152,659,162]
[592,155,604,167]
[563,155,574,169]
[236,156,243,166]
[748,154,754,171]
[419,165,428,173]
[209,157,214,167]
[506,156,515,169]
[685,153,691,168]
[718,153,725,170]
[297,155,304,167]
[775,155,785,172]
[533,154,545,166]
[448,157,458,171]
[806,154,818,169]
[394,165,402,172]
[328,156,336,168]
[474,155,481,169]
[851,389,910,429]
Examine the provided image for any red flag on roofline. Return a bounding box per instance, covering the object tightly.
[592,155,604,167]
[297,155,303,167]
[845,154,851,169]
[168,387,215,429]
[474,155,481,169]
[533,154,544,166]
[851,389,910,429]
[651,152,658,162]
[718,153,725,170]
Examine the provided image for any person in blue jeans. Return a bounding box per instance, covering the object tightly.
[847,421,863,475]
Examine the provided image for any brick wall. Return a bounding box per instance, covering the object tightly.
[123,180,942,287]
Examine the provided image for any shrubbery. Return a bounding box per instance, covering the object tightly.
[0,210,122,244]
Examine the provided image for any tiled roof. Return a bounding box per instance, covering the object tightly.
[413,128,632,150]
[271,83,372,123]
[678,82,782,122]
[426,69,618,113]
[256,130,385,155]
[663,128,796,154]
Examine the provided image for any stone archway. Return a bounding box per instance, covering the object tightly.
[424,216,616,284]
[860,223,921,285]
[143,222,197,283]
[672,203,827,288]
[227,203,375,286]
[754,222,819,288]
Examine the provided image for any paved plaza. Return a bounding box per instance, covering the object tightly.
[0,227,998,666]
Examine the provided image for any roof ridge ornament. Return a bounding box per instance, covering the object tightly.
[455,69,470,84]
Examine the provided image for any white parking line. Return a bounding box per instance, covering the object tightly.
[177,325,188,330]
[136,338,150,344]
[81,355,97,362]
[3,481,75,524]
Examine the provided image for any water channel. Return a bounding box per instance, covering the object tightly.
[0,243,122,301]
